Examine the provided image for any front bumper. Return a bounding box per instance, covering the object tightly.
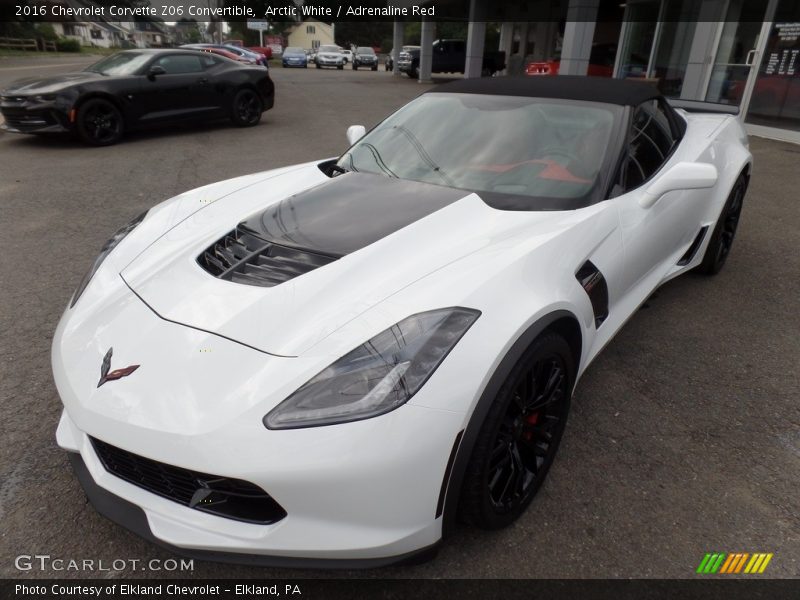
[52,284,467,562]
[56,397,460,563]
[0,104,69,134]
[66,449,438,568]
[316,57,343,67]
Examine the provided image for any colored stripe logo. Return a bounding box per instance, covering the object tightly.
[696,553,773,574]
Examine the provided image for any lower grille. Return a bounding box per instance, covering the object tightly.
[1,107,58,131]
[198,225,336,287]
[90,437,286,525]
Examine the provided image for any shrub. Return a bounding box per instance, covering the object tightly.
[37,24,58,41]
[55,37,81,52]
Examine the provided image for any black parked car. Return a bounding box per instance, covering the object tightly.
[352,47,378,71]
[0,49,274,145]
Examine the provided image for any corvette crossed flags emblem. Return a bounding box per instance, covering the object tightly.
[97,348,140,388]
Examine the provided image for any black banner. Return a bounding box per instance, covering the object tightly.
[2,0,800,24]
[3,579,800,600]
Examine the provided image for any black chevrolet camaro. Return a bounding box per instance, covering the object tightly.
[0,49,274,145]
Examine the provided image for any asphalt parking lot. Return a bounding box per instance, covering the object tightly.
[0,55,798,579]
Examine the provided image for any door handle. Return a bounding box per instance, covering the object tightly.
[745,49,758,66]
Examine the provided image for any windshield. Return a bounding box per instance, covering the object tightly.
[337,93,621,208]
[357,47,375,55]
[319,45,340,53]
[85,52,151,76]
[285,47,304,54]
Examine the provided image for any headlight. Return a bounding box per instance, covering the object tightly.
[264,307,480,429]
[33,94,57,103]
[70,211,148,308]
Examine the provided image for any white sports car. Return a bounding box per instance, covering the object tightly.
[53,76,751,567]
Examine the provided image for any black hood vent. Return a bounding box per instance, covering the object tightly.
[198,225,336,287]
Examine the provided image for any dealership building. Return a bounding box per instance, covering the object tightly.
[393,0,800,144]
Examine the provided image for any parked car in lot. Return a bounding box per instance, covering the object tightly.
[526,44,617,77]
[342,49,353,64]
[247,45,274,60]
[391,45,419,72]
[352,47,378,71]
[315,45,344,69]
[398,40,504,78]
[181,44,266,66]
[0,49,274,145]
[282,47,308,68]
[181,44,259,66]
[52,76,751,565]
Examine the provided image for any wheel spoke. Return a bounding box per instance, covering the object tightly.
[486,349,569,511]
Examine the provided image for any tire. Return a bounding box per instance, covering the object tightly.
[696,173,747,275]
[316,63,320,69]
[352,64,358,70]
[458,332,574,529]
[385,63,391,71]
[76,98,124,146]
[372,66,378,71]
[229,88,262,127]
[337,65,343,70]
[411,64,419,79]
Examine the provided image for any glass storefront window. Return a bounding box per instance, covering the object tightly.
[705,0,769,105]
[649,1,699,96]
[746,21,800,131]
[617,1,658,79]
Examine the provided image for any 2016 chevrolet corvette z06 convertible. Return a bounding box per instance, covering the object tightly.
[0,49,274,146]
[53,76,751,567]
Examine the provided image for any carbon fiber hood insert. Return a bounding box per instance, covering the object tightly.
[198,172,467,286]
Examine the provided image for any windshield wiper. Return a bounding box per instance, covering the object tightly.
[329,164,349,177]
[361,143,397,178]
[391,125,454,186]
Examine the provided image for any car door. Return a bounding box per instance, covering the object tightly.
[614,100,709,295]
[137,53,215,123]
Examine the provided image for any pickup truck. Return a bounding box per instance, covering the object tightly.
[398,39,506,78]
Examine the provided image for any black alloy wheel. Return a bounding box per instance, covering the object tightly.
[697,174,747,275]
[76,99,123,146]
[230,88,262,127]
[459,332,574,529]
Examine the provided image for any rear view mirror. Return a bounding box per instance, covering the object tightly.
[346,125,366,146]
[639,162,718,208]
[147,65,166,80]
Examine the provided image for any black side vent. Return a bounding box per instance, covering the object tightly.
[677,226,709,266]
[576,260,609,328]
[198,226,337,287]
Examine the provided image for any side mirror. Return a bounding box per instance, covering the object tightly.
[639,162,718,208]
[346,125,366,146]
[147,65,166,80]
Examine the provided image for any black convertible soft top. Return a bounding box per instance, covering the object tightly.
[429,75,661,107]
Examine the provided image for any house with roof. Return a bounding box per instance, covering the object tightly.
[286,20,334,51]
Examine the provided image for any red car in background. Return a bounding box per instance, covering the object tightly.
[182,45,258,65]
[526,43,617,77]
[247,46,274,60]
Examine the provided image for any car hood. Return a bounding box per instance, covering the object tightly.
[2,71,103,95]
[121,165,571,357]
